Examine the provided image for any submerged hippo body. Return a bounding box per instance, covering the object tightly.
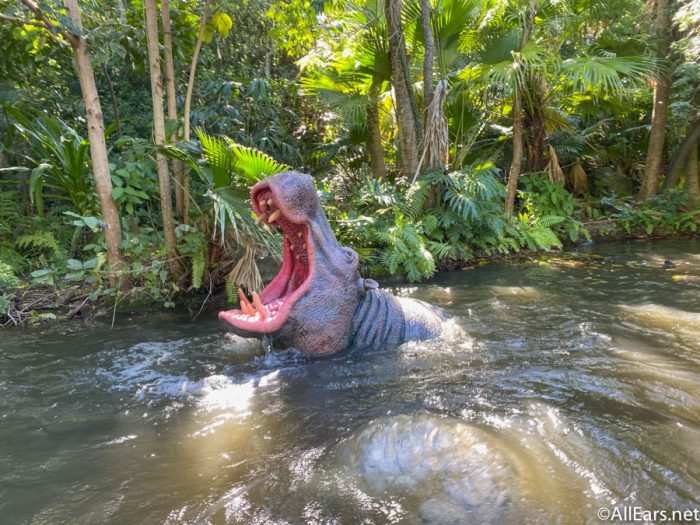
[219,171,444,356]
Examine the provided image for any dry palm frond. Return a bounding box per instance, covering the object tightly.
[546,145,565,185]
[227,240,263,294]
[413,79,449,185]
[567,160,588,195]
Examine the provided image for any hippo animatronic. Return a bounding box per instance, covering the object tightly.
[219,171,444,356]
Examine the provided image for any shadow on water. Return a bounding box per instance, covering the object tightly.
[1,238,699,523]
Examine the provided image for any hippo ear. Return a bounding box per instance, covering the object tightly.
[356,278,378,295]
[363,278,378,290]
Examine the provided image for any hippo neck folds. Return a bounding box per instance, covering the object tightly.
[219,171,443,356]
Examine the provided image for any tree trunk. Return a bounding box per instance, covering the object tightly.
[63,0,127,288]
[264,35,272,78]
[420,0,434,110]
[367,79,386,179]
[525,80,547,173]
[103,66,122,137]
[685,139,699,205]
[160,0,186,222]
[384,0,422,177]
[505,86,524,216]
[182,0,211,225]
[663,119,700,189]
[504,0,535,216]
[144,0,180,278]
[639,0,673,199]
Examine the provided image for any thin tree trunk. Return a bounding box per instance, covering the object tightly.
[506,86,524,216]
[367,79,386,179]
[639,0,673,199]
[264,35,272,78]
[663,119,700,189]
[420,0,434,110]
[161,0,186,222]
[685,139,699,205]
[144,0,180,278]
[505,0,535,216]
[182,0,211,225]
[384,0,421,177]
[63,0,127,288]
[103,66,122,137]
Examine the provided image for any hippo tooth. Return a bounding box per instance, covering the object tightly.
[251,292,269,319]
[267,198,273,207]
[268,210,282,223]
[255,214,264,225]
[238,289,255,316]
[297,231,303,238]
[289,243,294,251]
[259,199,268,211]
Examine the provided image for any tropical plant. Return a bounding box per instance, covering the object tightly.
[10,114,96,217]
[164,129,289,291]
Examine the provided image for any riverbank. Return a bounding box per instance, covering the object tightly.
[2,223,698,328]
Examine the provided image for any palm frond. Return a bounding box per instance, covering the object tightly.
[561,53,653,96]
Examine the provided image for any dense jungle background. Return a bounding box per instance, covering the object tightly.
[0,0,698,325]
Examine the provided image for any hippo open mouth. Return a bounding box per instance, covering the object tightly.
[218,182,313,333]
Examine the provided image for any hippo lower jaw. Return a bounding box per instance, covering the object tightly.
[218,185,313,334]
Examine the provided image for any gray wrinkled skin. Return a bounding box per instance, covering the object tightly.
[225,171,444,356]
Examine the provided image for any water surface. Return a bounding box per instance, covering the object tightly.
[1,238,699,523]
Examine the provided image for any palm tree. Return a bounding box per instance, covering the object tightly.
[300,0,391,179]
[454,0,653,213]
[164,130,288,292]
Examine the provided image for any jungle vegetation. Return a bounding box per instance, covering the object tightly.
[0,0,698,325]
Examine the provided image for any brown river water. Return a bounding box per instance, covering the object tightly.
[1,238,699,524]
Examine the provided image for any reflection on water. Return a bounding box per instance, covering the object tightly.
[1,238,700,524]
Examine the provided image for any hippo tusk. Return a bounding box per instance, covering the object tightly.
[238,289,255,316]
[251,292,269,319]
[259,199,268,211]
[268,209,282,223]
[255,213,265,225]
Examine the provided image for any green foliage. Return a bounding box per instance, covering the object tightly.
[109,138,157,215]
[10,113,96,216]
[225,277,239,304]
[176,224,208,289]
[15,231,61,257]
[267,0,319,57]
[326,162,573,281]
[197,128,290,186]
[376,215,437,282]
[0,293,13,316]
[600,190,700,235]
[519,175,591,242]
[0,261,20,289]
[166,130,287,253]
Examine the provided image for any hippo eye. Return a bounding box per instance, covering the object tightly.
[342,247,357,264]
